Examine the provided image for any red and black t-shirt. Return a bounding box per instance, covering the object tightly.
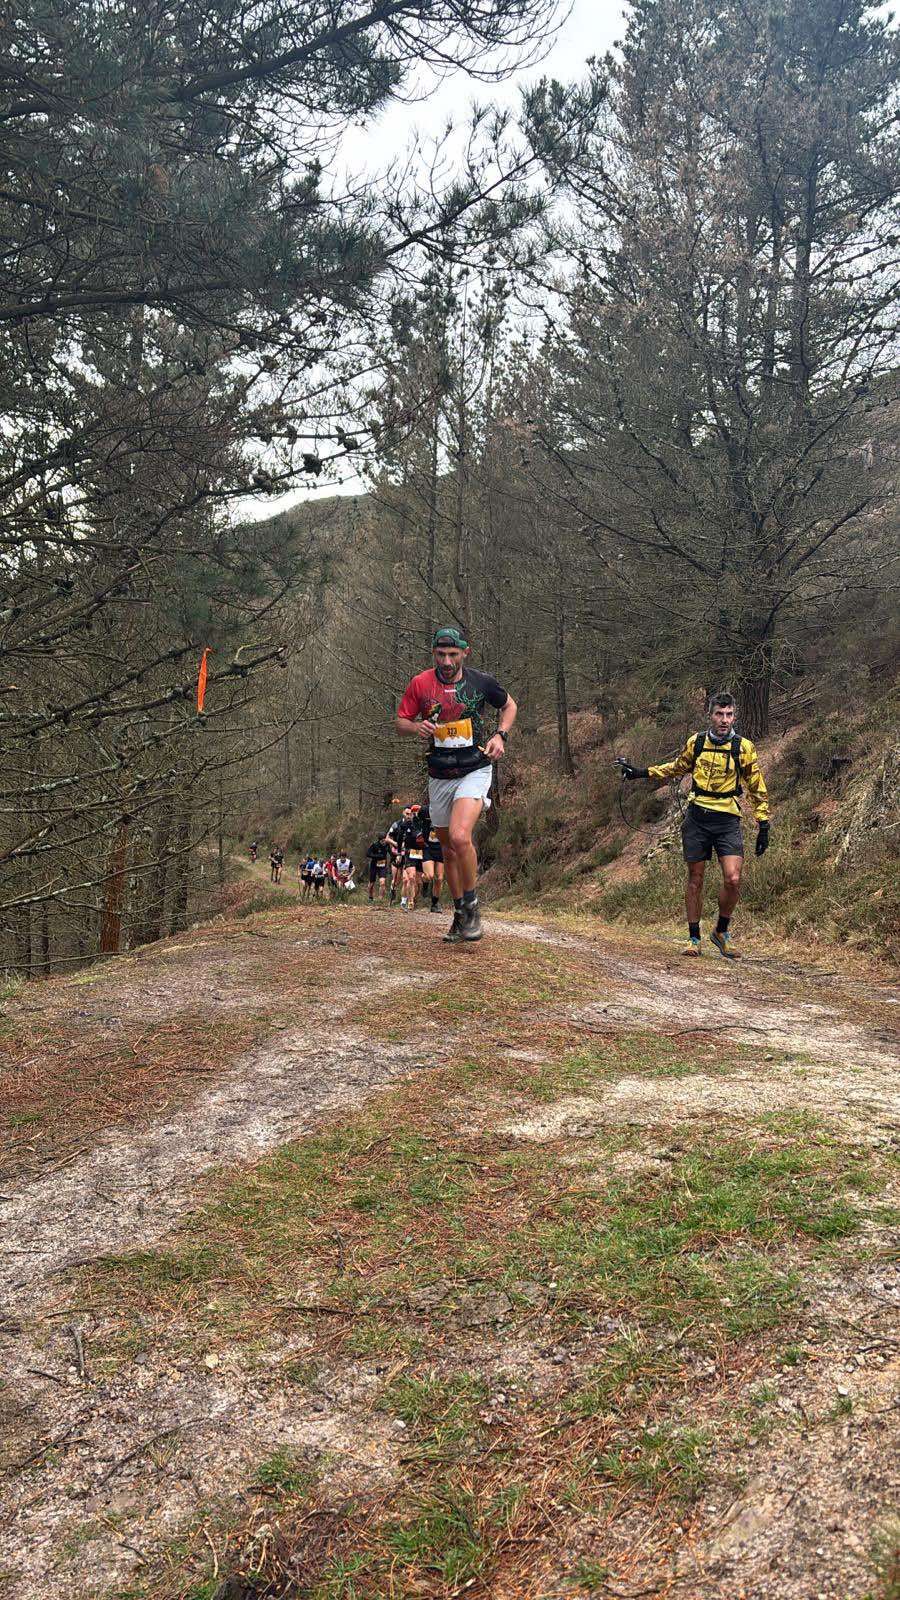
[397,667,509,778]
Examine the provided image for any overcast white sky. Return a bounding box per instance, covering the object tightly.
[342,0,624,172]
[242,0,626,522]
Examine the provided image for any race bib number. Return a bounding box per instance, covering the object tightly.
[433,717,473,749]
[408,847,424,860]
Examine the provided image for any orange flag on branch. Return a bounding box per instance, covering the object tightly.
[196,648,210,713]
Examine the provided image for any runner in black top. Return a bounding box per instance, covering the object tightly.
[385,811,409,904]
[419,807,444,912]
[398,809,426,909]
[367,838,390,902]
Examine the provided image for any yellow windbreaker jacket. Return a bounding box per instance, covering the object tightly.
[648,733,770,822]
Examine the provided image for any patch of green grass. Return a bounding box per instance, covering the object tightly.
[733,1381,782,1442]
[592,1423,710,1502]
[304,1477,527,1598]
[571,1556,610,1592]
[74,1084,889,1600]
[501,1137,864,1337]
[253,1447,315,1497]
[383,1484,492,1587]
[343,1322,421,1360]
[566,1332,680,1419]
[278,1357,321,1387]
[381,1371,487,1459]
[85,1096,880,1382]
[526,1034,741,1102]
[99,1242,226,1290]
[307,1553,367,1599]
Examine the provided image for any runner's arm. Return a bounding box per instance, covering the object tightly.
[740,740,770,822]
[483,683,516,758]
[498,693,517,735]
[647,738,695,783]
[396,714,436,740]
[396,676,435,739]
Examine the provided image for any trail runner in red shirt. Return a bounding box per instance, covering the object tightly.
[396,627,517,943]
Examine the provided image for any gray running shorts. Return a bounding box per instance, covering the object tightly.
[428,765,493,828]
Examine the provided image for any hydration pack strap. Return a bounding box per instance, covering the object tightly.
[690,731,744,799]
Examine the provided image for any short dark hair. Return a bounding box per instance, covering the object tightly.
[709,691,736,711]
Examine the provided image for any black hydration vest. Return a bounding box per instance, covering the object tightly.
[690,731,745,800]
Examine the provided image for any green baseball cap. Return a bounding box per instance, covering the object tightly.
[432,626,469,649]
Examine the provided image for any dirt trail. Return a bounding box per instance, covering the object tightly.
[489,914,898,1045]
[1,957,438,1316]
[1,904,898,1599]
[4,915,895,1316]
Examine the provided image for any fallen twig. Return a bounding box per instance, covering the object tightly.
[5,1421,84,1475]
[202,1524,220,1580]
[65,1321,87,1380]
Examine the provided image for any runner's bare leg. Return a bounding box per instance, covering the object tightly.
[717,855,743,920]
[685,861,705,923]
[438,796,483,897]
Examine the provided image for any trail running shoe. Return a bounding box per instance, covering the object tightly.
[460,902,483,942]
[710,929,740,960]
[443,912,464,943]
[430,900,441,913]
[681,937,702,957]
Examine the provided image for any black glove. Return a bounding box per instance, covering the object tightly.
[755,822,770,857]
[617,759,648,781]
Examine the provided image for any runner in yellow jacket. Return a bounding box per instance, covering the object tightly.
[619,692,770,959]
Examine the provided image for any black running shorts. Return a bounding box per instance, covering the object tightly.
[681,803,744,862]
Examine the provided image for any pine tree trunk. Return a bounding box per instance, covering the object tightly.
[217,775,225,886]
[453,288,471,635]
[14,905,32,977]
[738,641,773,740]
[99,821,129,955]
[555,600,576,777]
[169,801,192,935]
[425,413,439,642]
[283,730,292,806]
[147,800,173,943]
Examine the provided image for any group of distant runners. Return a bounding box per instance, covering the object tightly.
[251,623,772,957]
[366,802,444,910]
[249,842,357,897]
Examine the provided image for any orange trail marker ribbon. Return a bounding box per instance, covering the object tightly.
[196,648,210,713]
